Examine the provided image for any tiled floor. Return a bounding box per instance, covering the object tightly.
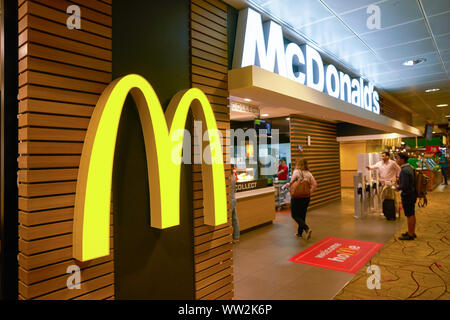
[233,189,405,300]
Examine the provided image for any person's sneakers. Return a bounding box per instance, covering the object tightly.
[401,231,417,238]
[398,233,415,240]
[295,233,302,238]
[305,229,312,240]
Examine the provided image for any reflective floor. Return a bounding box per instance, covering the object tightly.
[232,188,405,300]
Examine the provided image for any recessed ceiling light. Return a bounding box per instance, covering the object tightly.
[261,114,269,117]
[425,88,440,92]
[446,115,450,118]
[432,131,436,134]
[243,98,252,102]
[286,117,290,121]
[402,58,426,66]
[437,104,448,107]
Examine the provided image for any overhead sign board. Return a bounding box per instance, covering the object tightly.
[232,8,380,115]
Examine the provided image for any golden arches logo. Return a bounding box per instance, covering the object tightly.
[73,74,227,262]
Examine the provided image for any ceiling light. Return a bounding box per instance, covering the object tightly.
[402,58,426,66]
[261,114,269,117]
[425,88,440,92]
[243,98,252,102]
[446,115,450,118]
[286,117,290,121]
[437,104,448,107]
[432,131,436,134]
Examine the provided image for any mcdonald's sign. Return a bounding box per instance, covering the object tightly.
[73,74,228,262]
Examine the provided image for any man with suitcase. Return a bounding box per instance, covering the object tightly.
[367,151,401,219]
[396,153,417,240]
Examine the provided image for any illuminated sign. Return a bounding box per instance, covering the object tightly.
[232,8,380,114]
[73,74,227,262]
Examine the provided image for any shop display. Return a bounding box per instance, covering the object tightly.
[236,168,254,182]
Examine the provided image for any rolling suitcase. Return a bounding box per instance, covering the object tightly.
[382,199,396,220]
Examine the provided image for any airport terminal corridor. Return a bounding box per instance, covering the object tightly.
[233,187,449,300]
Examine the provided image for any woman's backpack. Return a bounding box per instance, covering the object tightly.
[290,170,311,198]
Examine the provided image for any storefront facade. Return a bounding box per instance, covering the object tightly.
[0,0,430,300]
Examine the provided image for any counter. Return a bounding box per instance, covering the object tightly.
[422,169,442,191]
[235,186,276,231]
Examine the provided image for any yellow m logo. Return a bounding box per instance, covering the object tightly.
[73,74,228,262]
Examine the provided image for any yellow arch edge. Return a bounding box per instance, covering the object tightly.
[73,74,228,262]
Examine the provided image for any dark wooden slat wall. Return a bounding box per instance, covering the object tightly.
[380,95,413,126]
[190,0,234,300]
[17,0,114,300]
[290,116,341,209]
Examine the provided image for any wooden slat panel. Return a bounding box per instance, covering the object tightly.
[197,276,232,300]
[19,262,114,299]
[74,285,114,300]
[19,234,72,255]
[18,156,81,169]
[19,255,112,284]
[19,221,73,240]
[192,3,227,28]
[19,28,111,60]
[19,113,90,129]
[19,181,76,198]
[35,273,114,300]
[192,0,227,19]
[19,15,111,50]
[18,0,113,300]
[18,85,100,105]
[19,57,111,84]
[191,0,233,300]
[19,142,83,155]
[196,267,232,290]
[290,115,341,210]
[23,1,111,38]
[19,71,108,94]
[196,259,232,282]
[19,127,86,142]
[31,0,112,26]
[19,43,111,72]
[19,207,73,226]
[19,99,94,117]
[191,12,227,36]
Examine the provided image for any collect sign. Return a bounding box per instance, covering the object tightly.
[288,237,383,273]
[233,8,380,115]
[236,179,268,192]
[73,74,227,262]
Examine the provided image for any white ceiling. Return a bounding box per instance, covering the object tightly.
[225,0,450,126]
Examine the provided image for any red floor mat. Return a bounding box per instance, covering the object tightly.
[288,237,384,274]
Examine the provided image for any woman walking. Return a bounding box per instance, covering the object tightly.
[288,159,317,239]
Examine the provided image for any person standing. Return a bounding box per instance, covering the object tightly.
[286,159,318,240]
[366,151,401,185]
[367,151,401,217]
[231,164,240,243]
[436,151,448,185]
[277,159,289,181]
[396,153,417,240]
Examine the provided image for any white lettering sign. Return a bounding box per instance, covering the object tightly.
[233,8,380,115]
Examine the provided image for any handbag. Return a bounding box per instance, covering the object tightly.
[290,170,311,198]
